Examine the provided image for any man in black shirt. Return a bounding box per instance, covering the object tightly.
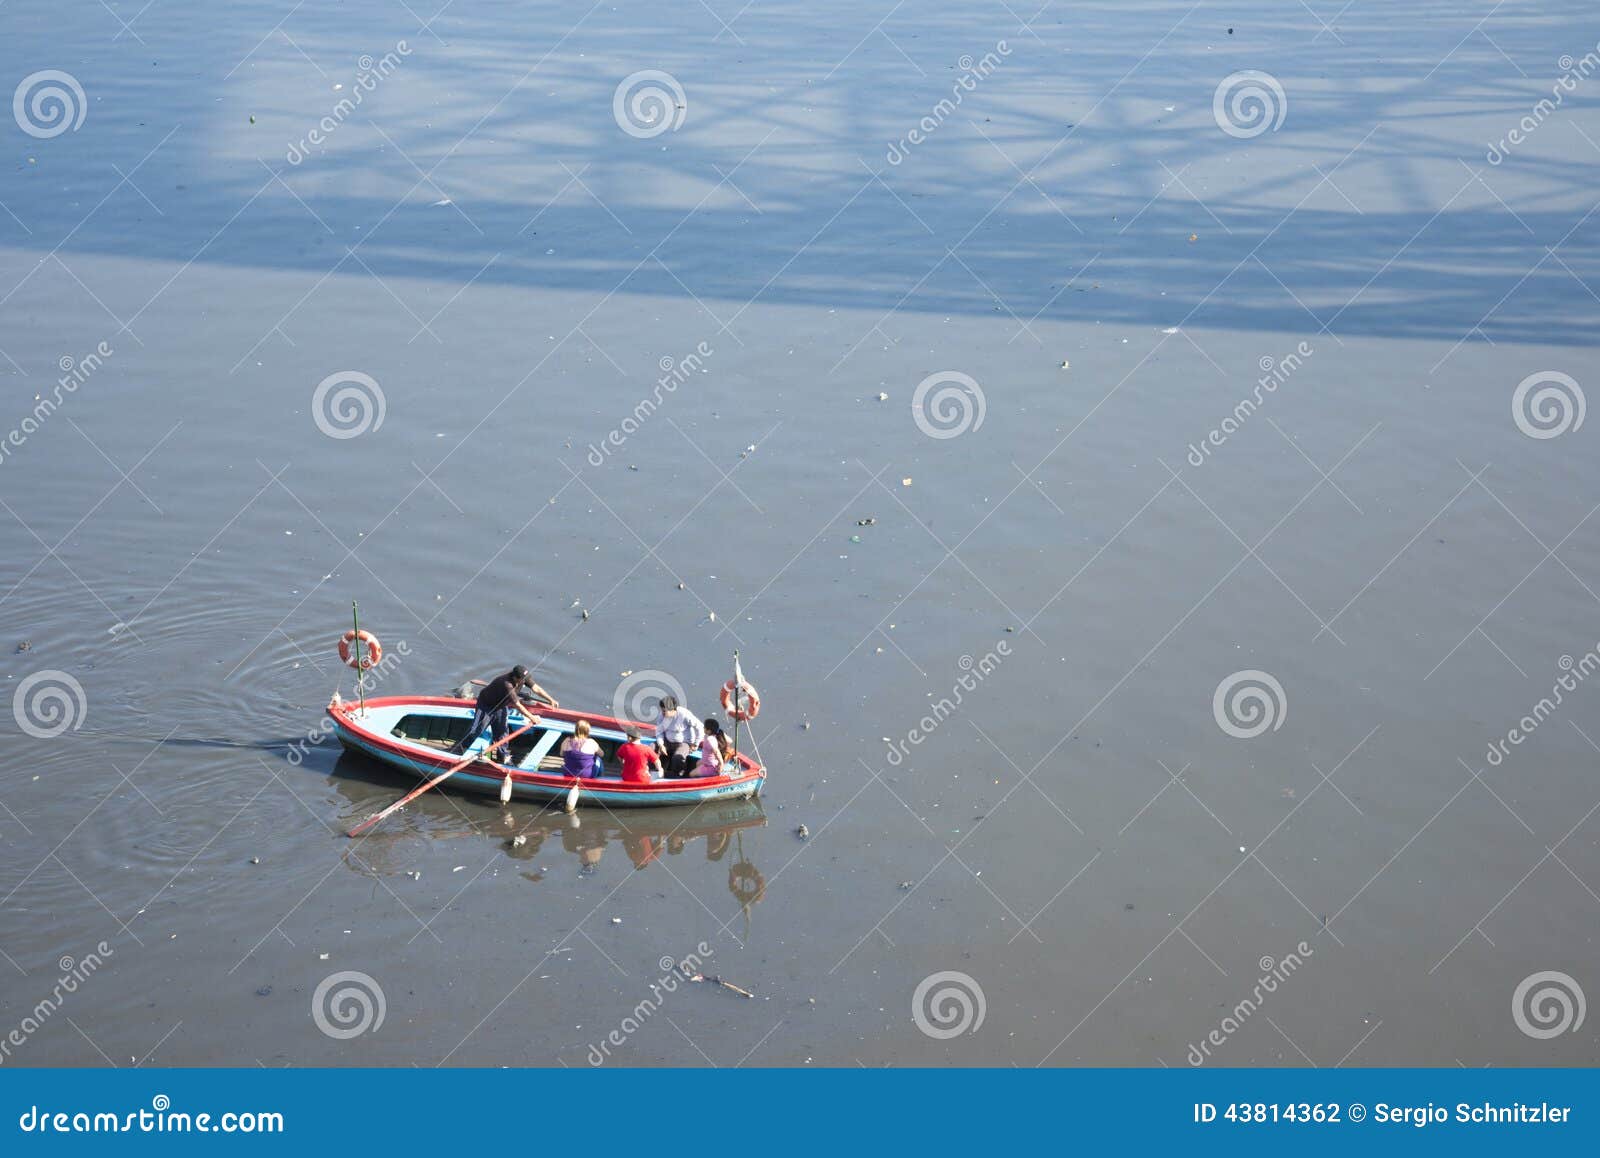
[451,665,558,757]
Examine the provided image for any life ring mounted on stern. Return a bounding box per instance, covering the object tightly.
[720,678,760,721]
[338,629,383,670]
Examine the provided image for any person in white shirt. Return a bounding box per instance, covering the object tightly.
[653,694,704,779]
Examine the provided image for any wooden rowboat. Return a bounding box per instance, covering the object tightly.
[327,694,766,808]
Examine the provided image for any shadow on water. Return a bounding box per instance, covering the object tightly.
[5,0,1597,346]
[324,748,769,913]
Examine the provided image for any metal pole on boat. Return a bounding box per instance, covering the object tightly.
[731,650,740,764]
[352,601,366,716]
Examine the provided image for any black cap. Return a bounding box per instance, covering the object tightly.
[511,664,530,680]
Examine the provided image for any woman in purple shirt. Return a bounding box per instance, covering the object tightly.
[560,720,602,778]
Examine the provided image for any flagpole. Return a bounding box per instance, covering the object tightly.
[353,601,366,715]
[731,650,740,764]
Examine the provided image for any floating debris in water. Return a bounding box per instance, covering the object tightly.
[683,972,755,998]
[795,824,810,840]
[15,641,30,652]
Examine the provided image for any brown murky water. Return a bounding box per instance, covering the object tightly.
[2,1,1598,1067]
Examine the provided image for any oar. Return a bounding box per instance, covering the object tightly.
[346,717,541,838]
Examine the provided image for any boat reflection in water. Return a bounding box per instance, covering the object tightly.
[329,751,768,919]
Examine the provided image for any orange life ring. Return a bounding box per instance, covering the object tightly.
[338,629,383,670]
[720,679,760,721]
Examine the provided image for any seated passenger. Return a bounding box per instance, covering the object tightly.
[653,695,704,779]
[697,719,727,778]
[616,726,662,784]
[560,719,602,778]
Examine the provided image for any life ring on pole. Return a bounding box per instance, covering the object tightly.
[720,679,760,721]
[338,629,383,670]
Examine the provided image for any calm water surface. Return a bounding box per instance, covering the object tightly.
[2,1,1598,1066]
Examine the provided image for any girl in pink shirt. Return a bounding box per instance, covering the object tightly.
[698,718,728,777]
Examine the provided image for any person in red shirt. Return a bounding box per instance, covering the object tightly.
[616,727,662,784]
